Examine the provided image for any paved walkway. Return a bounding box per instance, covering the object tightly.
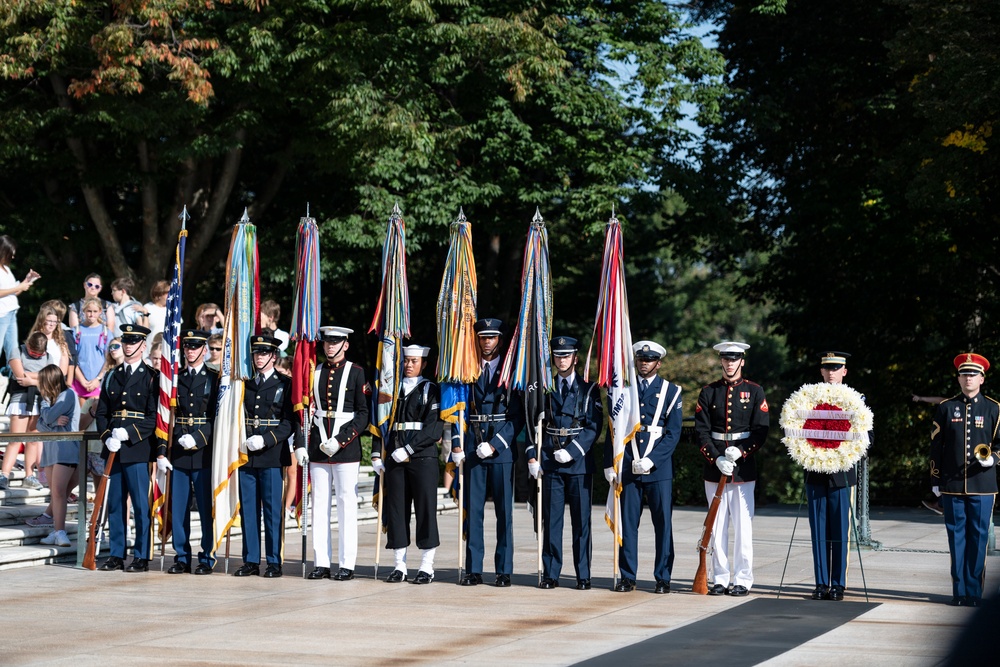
[4,503,993,666]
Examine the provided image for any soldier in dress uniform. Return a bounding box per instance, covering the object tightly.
[930,353,1000,607]
[694,341,769,596]
[95,323,159,572]
[165,329,218,575]
[607,340,683,594]
[371,344,444,584]
[296,325,370,581]
[452,318,525,588]
[233,334,294,578]
[529,336,603,590]
[806,351,858,601]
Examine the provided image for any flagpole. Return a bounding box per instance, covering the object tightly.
[457,417,464,583]
[535,418,543,585]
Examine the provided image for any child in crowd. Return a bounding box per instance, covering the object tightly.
[110,277,148,328]
[34,365,81,547]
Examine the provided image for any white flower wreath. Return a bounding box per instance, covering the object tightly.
[779,383,874,474]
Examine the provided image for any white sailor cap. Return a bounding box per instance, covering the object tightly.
[402,344,431,358]
[713,341,750,358]
[319,326,353,342]
[633,340,666,360]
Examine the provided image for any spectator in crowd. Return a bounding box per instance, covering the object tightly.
[35,365,81,547]
[39,300,78,381]
[0,235,39,365]
[205,333,223,372]
[0,332,52,490]
[28,305,70,379]
[68,273,115,331]
[144,280,170,340]
[110,277,148,328]
[145,332,163,369]
[195,303,224,335]
[107,337,124,367]
[259,299,290,353]
[71,297,112,406]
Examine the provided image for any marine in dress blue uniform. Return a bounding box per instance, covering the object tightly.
[96,324,159,572]
[371,345,444,584]
[930,353,1000,607]
[694,341,769,596]
[453,318,525,587]
[806,352,859,601]
[165,329,218,575]
[530,336,603,590]
[233,334,294,578]
[607,341,683,594]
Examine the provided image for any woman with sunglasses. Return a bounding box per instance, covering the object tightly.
[0,235,40,367]
[67,273,116,331]
[71,297,112,406]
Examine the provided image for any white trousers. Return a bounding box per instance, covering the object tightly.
[310,462,360,569]
[704,480,755,589]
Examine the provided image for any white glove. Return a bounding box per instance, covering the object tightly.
[553,449,572,464]
[391,448,409,463]
[980,456,996,468]
[244,435,265,452]
[112,427,129,442]
[178,434,197,450]
[604,467,617,484]
[371,457,385,475]
[105,437,121,453]
[156,457,173,473]
[295,448,309,467]
[932,485,941,497]
[319,439,342,457]
[451,449,465,466]
[725,446,742,462]
[476,442,494,459]
[716,457,735,476]
[528,460,541,479]
[638,457,654,473]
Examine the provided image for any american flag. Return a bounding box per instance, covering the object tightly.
[155,212,188,442]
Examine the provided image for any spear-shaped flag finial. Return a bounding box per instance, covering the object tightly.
[455,207,468,225]
[239,208,251,225]
[532,207,544,226]
[392,201,402,217]
[179,205,190,231]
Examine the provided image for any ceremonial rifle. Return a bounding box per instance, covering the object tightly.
[693,475,728,594]
[83,451,116,570]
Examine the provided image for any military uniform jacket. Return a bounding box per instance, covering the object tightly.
[606,377,683,483]
[96,362,159,465]
[373,379,443,460]
[305,360,370,464]
[167,366,219,469]
[695,377,769,483]
[931,393,1000,496]
[460,367,525,464]
[531,376,602,475]
[242,370,294,469]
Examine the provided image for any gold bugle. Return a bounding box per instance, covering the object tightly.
[974,444,992,461]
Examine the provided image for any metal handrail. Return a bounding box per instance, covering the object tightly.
[0,431,104,567]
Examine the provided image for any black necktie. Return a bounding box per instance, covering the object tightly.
[561,379,570,398]
[124,365,132,379]
[640,379,648,394]
[483,363,491,385]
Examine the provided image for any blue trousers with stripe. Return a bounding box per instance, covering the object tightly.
[942,494,995,602]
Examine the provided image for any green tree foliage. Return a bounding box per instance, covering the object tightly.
[685,0,1000,504]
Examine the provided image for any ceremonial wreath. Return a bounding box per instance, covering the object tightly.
[780,383,873,473]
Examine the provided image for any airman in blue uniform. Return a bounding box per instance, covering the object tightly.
[931,353,1000,607]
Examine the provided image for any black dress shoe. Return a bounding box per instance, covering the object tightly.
[576,579,591,590]
[332,568,355,581]
[966,597,981,607]
[655,580,671,594]
[495,574,511,588]
[411,570,434,584]
[811,585,830,600]
[828,586,844,601]
[194,564,214,575]
[167,562,191,574]
[233,563,260,577]
[307,567,331,580]
[729,585,749,596]
[385,569,407,583]
[708,583,727,596]
[98,556,125,572]
[126,558,149,572]
[948,597,966,607]
[263,564,283,578]
[614,578,636,592]
[537,577,559,589]
[461,573,483,586]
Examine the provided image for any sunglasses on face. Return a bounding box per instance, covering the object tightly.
[109,344,122,351]
[210,346,222,352]
[86,282,101,289]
